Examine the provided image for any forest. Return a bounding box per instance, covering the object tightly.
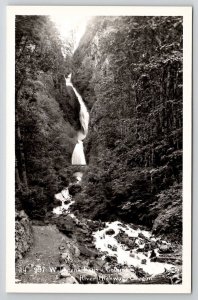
[15,15,183,285]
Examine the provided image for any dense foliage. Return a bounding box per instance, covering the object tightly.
[15,16,77,218]
[72,16,183,241]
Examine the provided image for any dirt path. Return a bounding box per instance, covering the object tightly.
[15,225,69,283]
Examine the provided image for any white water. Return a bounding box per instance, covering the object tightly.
[53,188,74,215]
[93,221,176,276]
[65,74,89,165]
[52,75,178,278]
[53,192,177,277]
[71,140,86,165]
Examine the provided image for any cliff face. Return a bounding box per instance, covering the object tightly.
[15,210,33,261]
[72,16,183,241]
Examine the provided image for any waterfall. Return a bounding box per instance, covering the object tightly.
[71,140,86,165]
[65,74,89,165]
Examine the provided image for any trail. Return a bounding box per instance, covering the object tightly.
[15,225,70,283]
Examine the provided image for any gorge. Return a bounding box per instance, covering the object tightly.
[15,15,183,284]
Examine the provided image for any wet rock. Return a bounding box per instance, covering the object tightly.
[141,259,147,264]
[150,240,157,249]
[150,249,157,258]
[64,199,70,205]
[138,232,147,240]
[54,198,62,206]
[105,229,115,235]
[112,245,118,251]
[129,252,135,258]
[135,267,149,278]
[150,257,157,262]
[144,243,150,251]
[105,255,117,263]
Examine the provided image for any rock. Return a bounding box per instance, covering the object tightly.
[150,241,156,249]
[128,239,136,248]
[79,245,98,258]
[138,232,146,240]
[144,243,150,251]
[105,255,117,263]
[54,198,62,206]
[112,245,117,251]
[64,200,70,205]
[15,210,33,261]
[60,268,71,278]
[135,267,149,278]
[129,252,135,258]
[141,259,147,264]
[150,257,157,262]
[159,244,173,254]
[105,229,115,235]
[150,249,156,258]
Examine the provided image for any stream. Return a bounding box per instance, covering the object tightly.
[52,187,180,278]
[51,75,181,279]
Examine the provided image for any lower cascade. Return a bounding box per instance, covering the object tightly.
[71,140,86,165]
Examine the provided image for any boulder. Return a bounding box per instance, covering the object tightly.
[105,229,115,235]
[159,244,173,254]
[150,249,156,258]
[141,259,147,264]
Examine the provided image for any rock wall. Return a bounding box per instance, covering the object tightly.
[15,210,33,261]
[72,16,183,241]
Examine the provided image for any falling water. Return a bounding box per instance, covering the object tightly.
[65,74,89,165]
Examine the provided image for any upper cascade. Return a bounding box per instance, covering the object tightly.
[65,74,89,165]
[65,74,89,141]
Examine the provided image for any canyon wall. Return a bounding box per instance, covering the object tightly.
[72,16,183,241]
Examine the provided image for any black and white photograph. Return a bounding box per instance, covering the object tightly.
[6,6,192,293]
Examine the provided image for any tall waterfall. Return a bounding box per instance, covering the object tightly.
[65,74,89,165]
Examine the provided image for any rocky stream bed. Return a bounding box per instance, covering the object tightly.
[15,180,182,285]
